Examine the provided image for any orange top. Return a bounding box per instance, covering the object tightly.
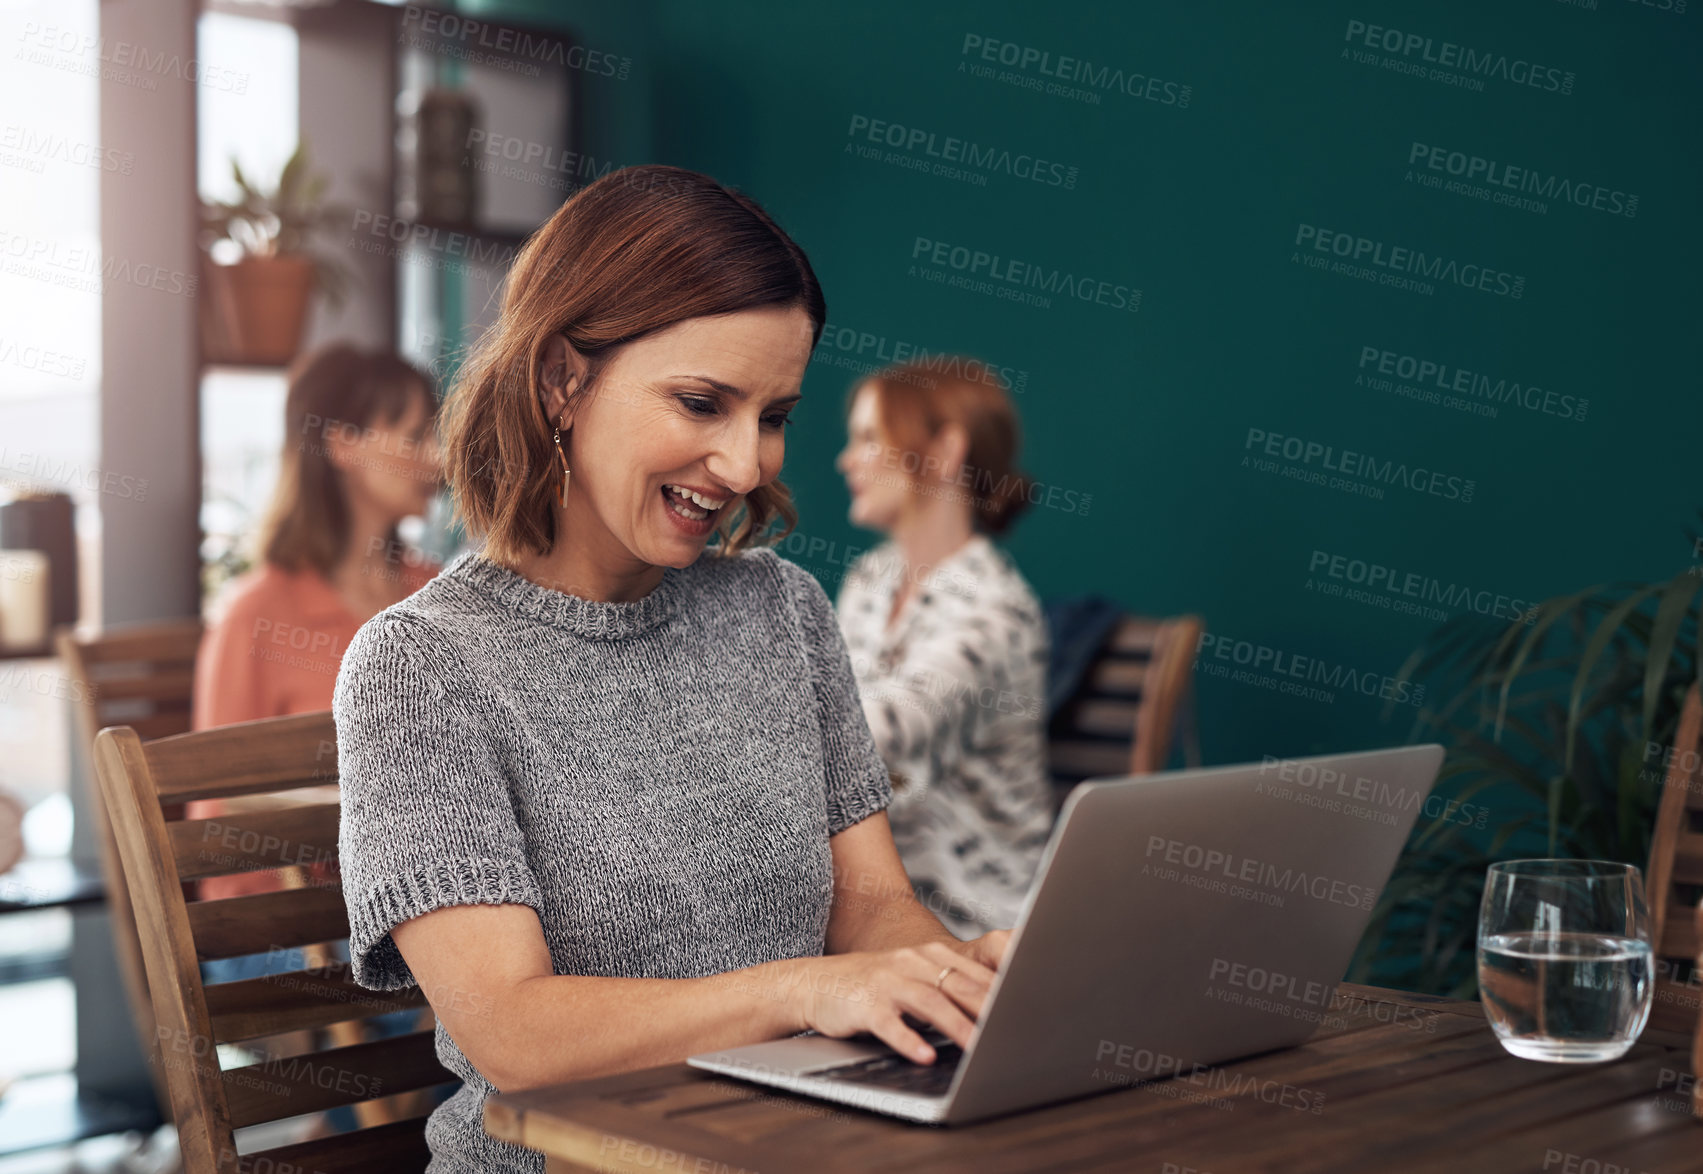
[190,558,437,901]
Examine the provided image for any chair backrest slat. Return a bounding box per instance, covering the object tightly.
[1105,617,1162,656]
[205,964,429,1043]
[1049,740,1138,782]
[1660,914,1700,967]
[1672,829,1703,886]
[89,668,196,705]
[170,803,341,881]
[1065,699,1140,740]
[1084,659,1146,697]
[1695,902,1703,1117]
[188,887,351,961]
[245,1116,434,1174]
[123,711,198,741]
[1645,683,1703,1037]
[75,624,205,667]
[145,712,340,803]
[223,1031,443,1129]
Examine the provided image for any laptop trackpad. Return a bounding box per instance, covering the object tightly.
[694,1033,891,1077]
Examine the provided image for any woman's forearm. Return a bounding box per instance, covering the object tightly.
[486,911,954,1091]
[825,815,962,954]
[483,955,819,1091]
[850,899,960,952]
[827,880,959,954]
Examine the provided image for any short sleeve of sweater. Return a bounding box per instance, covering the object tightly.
[332,613,543,991]
[766,552,893,836]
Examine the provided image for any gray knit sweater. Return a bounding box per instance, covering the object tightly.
[332,545,894,1173]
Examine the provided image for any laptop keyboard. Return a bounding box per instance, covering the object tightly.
[805,1039,965,1097]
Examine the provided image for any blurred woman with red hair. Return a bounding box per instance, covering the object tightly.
[834,357,1054,938]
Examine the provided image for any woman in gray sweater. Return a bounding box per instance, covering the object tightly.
[332,165,1011,1172]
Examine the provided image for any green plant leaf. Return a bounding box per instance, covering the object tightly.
[199,140,344,289]
[1546,772,1563,856]
[1446,726,1550,800]
[1643,571,1703,745]
[277,140,306,205]
[1566,583,1665,774]
[1500,584,1613,740]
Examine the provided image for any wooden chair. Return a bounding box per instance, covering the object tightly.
[92,710,455,1173]
[1647,682,1703,1037]
[1047,613,1203,795]
[58,618,205,1118]
[1695,900,1703,1118]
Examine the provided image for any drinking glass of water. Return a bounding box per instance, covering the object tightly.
[1477,860,1653,1062]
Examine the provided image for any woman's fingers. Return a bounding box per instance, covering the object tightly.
[870,1007,936,1064]
[977,929,1014,968]
[800,944,1006,1062]
[912,942,996,1018]
[936,966,991,1020]
[894,982,979,1052]
[917,941,997,986]
[948,929,1013,972]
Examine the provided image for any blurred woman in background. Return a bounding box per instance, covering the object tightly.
[191,342,443,899]
[834,357,1054,938]
[186,343,447,1139]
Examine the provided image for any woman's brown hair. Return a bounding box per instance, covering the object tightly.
[256,342,436,577]
[441,164,826,564]
[854,356,1033,537]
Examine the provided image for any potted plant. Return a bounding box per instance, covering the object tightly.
[1349,516,1703,996]
[199,141,347,366]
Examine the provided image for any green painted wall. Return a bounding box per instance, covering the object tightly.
[459,0,1702,770]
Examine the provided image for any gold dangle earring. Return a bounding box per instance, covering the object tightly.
[552,414,572,508]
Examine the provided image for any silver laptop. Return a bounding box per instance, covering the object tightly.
[688,744,1445,1124]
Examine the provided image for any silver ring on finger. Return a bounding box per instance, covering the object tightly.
[935,965,955,992]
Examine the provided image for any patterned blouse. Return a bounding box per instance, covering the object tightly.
[835,534,1056,936]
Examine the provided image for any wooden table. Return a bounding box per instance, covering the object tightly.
[485,984,1701,1174]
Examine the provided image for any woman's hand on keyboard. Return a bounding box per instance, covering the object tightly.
[791,942,998,1064]
[947,929,1012,973]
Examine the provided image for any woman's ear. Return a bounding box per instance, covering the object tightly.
[539,334,591,427]
[933,422,970,482]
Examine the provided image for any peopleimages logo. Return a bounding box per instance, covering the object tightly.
[16,22,250,92]
[1408,142,1637,219]
[910,236,1140,313]
[1257,755,1490,830]
[1207,957,1335,1009]
[1307,549,1539,627]
[398,6,632,79]
[0,445,150,502]
[845,115,1079,189]
[0,231,197,298]
[0,125,134,174]
[1194,630,1423,708]
[1341,19,1576,95]
[813,323,1029,393]
[1144,835,1378,911]
[1294,224,1524,300]
[1357,346,1587,423]
[0,337,87,381]
[1244,427,1476,504]
[958,34,1194,108]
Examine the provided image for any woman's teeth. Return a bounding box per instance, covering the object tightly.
[664,484,726,521]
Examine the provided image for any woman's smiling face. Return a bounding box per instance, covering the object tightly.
[549,305,815,571]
